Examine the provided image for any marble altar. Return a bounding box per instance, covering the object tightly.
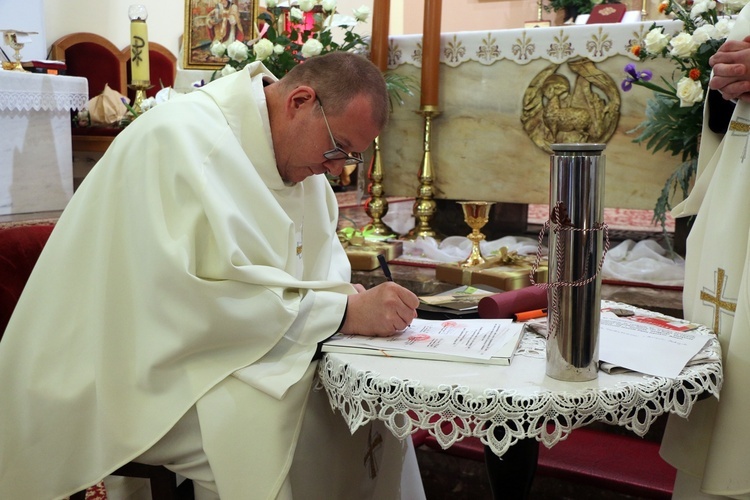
[380,20,685,210]
[0,70,88,215]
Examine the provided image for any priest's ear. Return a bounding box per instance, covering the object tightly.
[288,86,316,112]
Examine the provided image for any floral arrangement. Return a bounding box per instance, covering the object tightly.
[210,0,371,80]
[621,0,739,230]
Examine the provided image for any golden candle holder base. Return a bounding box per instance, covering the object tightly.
[128,80,152,116]
[458,201,495,268]
[404,105,442,241]
[364,135,396,237]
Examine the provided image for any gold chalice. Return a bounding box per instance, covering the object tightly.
[458,201,495,268]
[1,31,36,71]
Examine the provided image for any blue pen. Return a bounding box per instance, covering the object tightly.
[377,254,393,282]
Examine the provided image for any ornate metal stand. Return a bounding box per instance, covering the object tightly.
[406,105,441,240]
[128,80,151,115]
[364,136,395,236]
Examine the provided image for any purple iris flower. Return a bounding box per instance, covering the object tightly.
[621,63,653,91]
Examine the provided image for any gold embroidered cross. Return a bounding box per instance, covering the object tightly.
[699,267,737,334]
[363,426,383,480]
[729,118,750,163]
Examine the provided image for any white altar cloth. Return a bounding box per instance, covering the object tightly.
[380,21,689,210]
[318,301,721,457]
[0,70,88,215]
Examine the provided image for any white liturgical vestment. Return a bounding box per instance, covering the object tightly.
[0,63,420,499]
[660,5,750,498]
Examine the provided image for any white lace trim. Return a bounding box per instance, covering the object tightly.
[0,72,88,112]
[317,302,722,457]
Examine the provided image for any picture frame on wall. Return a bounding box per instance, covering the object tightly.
[183,0,258,70]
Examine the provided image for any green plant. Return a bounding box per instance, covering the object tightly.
[543,0,599,17]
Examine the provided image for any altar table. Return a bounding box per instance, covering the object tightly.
[0,70,88,215]
[317,302,722,458]
[380,20,686,211]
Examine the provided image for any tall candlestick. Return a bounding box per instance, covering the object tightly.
[129,4,150,84]
[420,0,442,108]
[371,0,390,72]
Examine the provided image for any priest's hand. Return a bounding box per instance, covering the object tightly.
[339,282,419,337]
[709,36,750,102]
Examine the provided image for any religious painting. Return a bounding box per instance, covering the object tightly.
[183,0,258,70]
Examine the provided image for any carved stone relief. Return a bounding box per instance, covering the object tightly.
[521,58,621,153]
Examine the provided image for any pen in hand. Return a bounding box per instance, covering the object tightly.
[377,254,394,282]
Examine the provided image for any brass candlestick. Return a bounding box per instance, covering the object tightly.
[641,0,648,20]
[406,105,441,240]
[458,201,495,267]
[128,81,151,116]
[365,135,396,236]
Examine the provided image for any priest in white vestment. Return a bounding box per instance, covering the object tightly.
[660,5,750,498]
[0,52,424,500]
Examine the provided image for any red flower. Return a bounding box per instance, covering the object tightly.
[689,68,701,80]
[631,45,641,57]
[658,1,668,13]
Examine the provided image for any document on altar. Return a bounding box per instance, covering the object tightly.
[324,318,517,361]
[599,313,714,378]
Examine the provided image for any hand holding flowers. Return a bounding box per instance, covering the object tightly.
[619,0,739,230]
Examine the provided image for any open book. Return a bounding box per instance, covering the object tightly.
[322,318,525,366]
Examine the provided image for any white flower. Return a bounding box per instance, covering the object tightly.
[644,28,670,53]
[301,38,324,58]
[298,0,315,12]
[714,18,734,38]
[691,24,715,45]
[210,41,226,58]
[290,7,304,22]
[676,77,704,107]
[266,0,277,6]
[154,87,181,104]
[226,40,249,62]
[273,43,285,54]
[253,38,274,61]
[140,97,157,112]
[670,33,696,58]
[321,0,337,12]
[220,64,237,77]
[689,0,716,18]
[353,5,370,22]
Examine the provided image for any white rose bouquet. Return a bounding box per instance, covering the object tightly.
[211,0,370,79]
[620,0,742,230]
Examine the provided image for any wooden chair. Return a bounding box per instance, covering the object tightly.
[0,223,183,500]
[49,32,129,98]
[121,42,178,100]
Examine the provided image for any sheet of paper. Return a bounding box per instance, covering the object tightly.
[599,313,713,378]
[326,318,516,360]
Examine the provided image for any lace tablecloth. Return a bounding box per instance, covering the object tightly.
[0,70,88,112]
[317,302,722,457]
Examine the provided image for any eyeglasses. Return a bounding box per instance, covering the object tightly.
[318,99,363,166]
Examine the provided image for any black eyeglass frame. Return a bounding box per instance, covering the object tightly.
[317,99,364,166]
